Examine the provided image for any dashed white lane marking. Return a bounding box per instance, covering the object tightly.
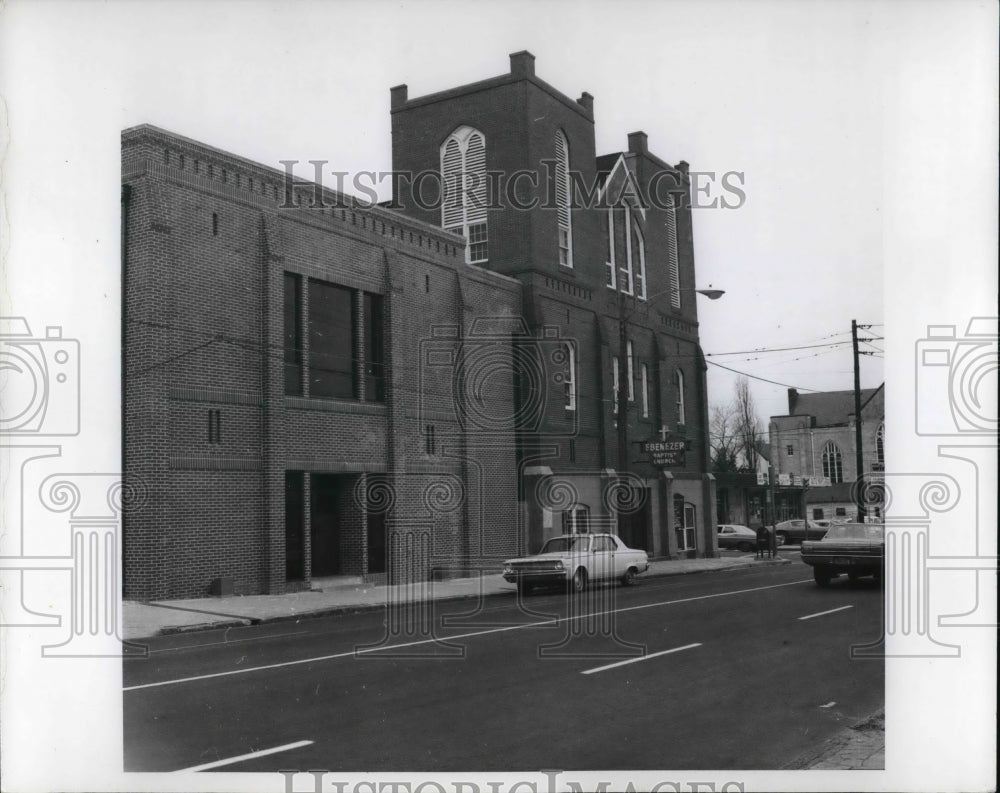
[798,605,854,621]
[819,701,837,708]
[125,578,812,692]
[175,740,313,772]
[581,643,702,675]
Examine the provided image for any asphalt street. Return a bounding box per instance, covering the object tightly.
[123,558,883,772]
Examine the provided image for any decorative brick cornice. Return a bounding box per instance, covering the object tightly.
[122,124,467,257]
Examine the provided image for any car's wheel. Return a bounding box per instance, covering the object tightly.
[776,532,788,547]
[620,567,637,587]
[813,566,833,587]
[570,567,587,593]
[737,542,753,552]
[517,580,533,597]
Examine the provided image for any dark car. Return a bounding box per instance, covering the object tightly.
[774,518,830,547]
[716,524,758,552]
[800,522,884,586]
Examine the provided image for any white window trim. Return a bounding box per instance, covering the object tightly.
[620,205,634,295]
[676,368,686,426]
[440,125,488,265]
[612,356,620,413]
[564,342,577,411]
[641,363,649,418]
[605,208,616,289]
[666,196,680,308]
[822,441,843,484]
[626,340,635,402]
[635,224,647,301]
[555,131,573,269]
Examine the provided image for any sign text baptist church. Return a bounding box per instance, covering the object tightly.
[640,438,690,467]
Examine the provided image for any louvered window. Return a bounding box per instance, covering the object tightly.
[665,195,680,308]
[440,126,488,264]
[554,131,573,268]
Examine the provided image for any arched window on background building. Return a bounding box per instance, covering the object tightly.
[441,126,487,264]
[822,441,844,483]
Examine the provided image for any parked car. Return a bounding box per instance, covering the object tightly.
[773,519,830,546]
[716,524,758,552]
[502,533,649,595]
[800,522,884,586]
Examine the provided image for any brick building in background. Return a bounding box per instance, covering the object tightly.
[123,51,718,600]
[769,385,885,522]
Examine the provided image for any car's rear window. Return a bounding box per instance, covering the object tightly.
[541,536,590,553]
[824,524,884,540]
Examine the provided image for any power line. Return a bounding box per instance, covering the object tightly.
[706,359,822,392]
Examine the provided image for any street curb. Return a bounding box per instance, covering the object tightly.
[158,618,253,635]
[131,557,792,640]
[781,709,885,770]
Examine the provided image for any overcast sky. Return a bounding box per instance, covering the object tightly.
[1,5,996,788]
[1,0,914,429]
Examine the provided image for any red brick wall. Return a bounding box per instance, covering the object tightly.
[123,125,522,599]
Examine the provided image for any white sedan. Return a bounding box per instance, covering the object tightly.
[502,533,650,595]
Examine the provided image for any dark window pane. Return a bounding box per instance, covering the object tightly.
[284,273,302,395]
[364,292,385,402]
[309,279,355,399]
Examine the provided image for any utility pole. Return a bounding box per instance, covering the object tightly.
[852,319,867,521]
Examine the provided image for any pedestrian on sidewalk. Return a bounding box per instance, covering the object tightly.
[755,524,770,560]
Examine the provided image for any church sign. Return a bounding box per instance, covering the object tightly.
[641,439,688,467]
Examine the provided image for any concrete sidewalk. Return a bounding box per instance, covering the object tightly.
[124,554,791,641]
[788,710,885,771]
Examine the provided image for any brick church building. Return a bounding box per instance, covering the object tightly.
[122,51,719,600]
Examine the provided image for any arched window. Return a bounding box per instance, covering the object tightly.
[822,441,843,484]
[554,130,573,268]
[440,126,487,264]
[634,224,647,300]
[876,423,885,465]
[675,369,686,426]
[563,342,576,411]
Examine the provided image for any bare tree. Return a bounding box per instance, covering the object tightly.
[734,376,763,473]
[710,404,741,472]
[711,377,765,473]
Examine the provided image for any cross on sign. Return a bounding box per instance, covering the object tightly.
[658,425,669,441]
